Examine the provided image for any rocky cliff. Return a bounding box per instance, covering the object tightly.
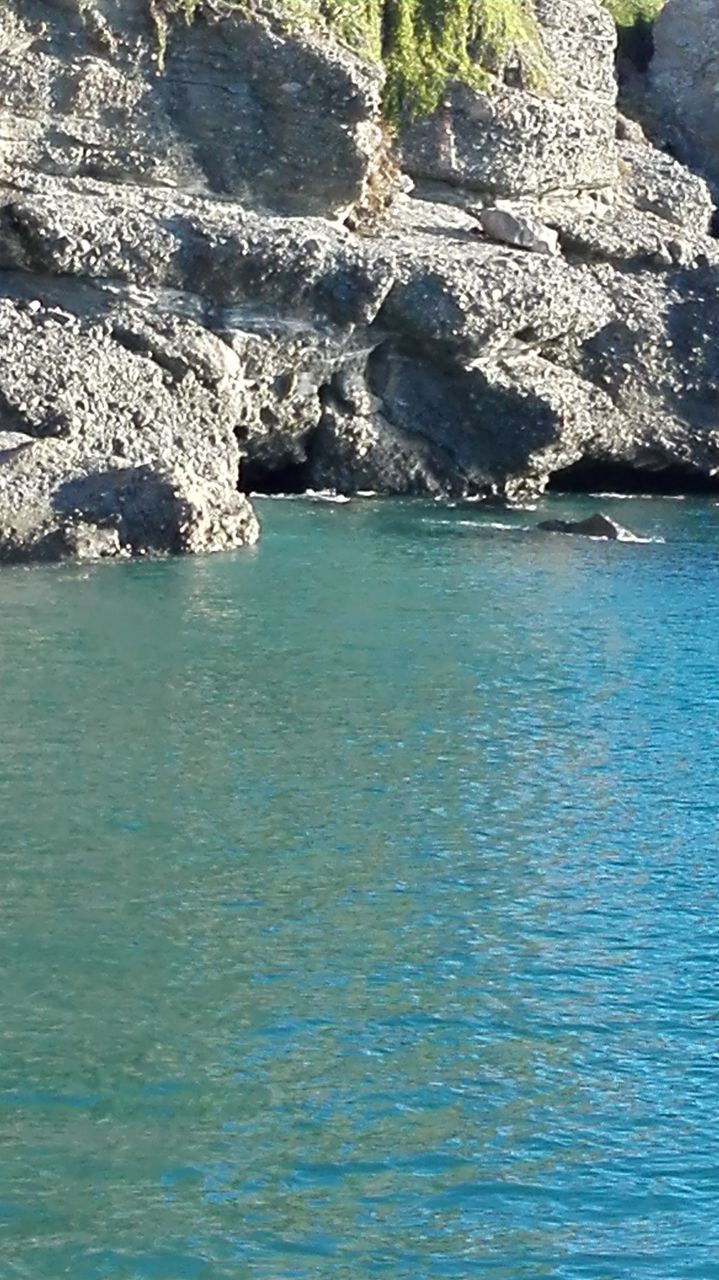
[0,0,716,561]
[651,0,719,197]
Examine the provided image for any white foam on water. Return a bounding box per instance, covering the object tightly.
[250,492,310,501]
[574,531,666,544]
[589,491,637,500]
[462,520,531,531]
[616,532,666,544]
[250,490,352,504]
[589,491,687,502]
[425,518,531,532]
[305,490,352,504]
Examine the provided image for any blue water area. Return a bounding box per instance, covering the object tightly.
[1,494,718,1280]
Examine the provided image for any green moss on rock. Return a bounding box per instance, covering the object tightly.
[602,0,664,25]
[150,0,665,122]
[150,0,541,118]
[381,0,542,121]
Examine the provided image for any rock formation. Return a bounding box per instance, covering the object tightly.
[537,513,634,539]
[651,0,719,196]
[401,0,620,197]
[0,0,717,561]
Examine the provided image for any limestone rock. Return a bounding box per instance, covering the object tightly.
[535,129,716,270]
[0,0,384,219]
[578,263,719,480]
[651,0,719,194]
[0,445,260,563]
[619,137,714,232]
[1,0,719,565]
[0,295,260,559]
[0,431,36,461]
[470,203,559,255]
[400,0,618,199]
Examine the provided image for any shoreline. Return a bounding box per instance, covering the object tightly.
[0,0,718,565]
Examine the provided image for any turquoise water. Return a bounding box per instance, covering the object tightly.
[1,495,718,1280]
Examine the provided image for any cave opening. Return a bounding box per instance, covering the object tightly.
[615,16,655,75]
[548,458,719,496]
[239,454,313,496]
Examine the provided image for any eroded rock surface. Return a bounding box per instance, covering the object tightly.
[0,0,384,218]
[0,294,259,560]
[400,0,619,198]
[651,0,719,196]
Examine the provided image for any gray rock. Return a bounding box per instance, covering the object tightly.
[471,203,559,255]
[0,0,719,565]
[0,295,260,559]
[539,190,715,271]
[577,262,719,480]
[0,447,260,563]
[0,0,384,219]
[652,0,719,195]
[619,137,714,232]
[401,0,619,199]
[534,128,716,271]
[0,432,37,461]
[537,513,633,539]
[2,160,719,533]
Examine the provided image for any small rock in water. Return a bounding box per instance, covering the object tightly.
[537,512,636,540]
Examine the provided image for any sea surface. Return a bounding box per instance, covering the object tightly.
[1,495,718,1280]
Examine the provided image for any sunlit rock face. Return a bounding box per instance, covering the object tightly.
[651,0,719,197]
[1,0,719,562]
[400,0,620,199]
[0,0,385,218]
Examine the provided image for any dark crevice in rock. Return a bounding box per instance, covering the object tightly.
[0,202,44,272]
[616,19,655,76]
[513,324,541,345]
[0,386,33,434]
[322,371,355,414]
[555,232,615,270]
[548,457,719,495]
[240,444,317,496]
[556,232,672,274]
[110,324,184,384]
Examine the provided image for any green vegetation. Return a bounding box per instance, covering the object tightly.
[379,0,543,122]
[153,0,542,119]
[152,0,665,120]
[602,0,664,71]
[602,0,665,25]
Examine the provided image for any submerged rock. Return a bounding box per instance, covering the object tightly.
[537,513,635,540]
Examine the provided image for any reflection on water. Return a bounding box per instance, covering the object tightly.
[0,495,718,1279]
